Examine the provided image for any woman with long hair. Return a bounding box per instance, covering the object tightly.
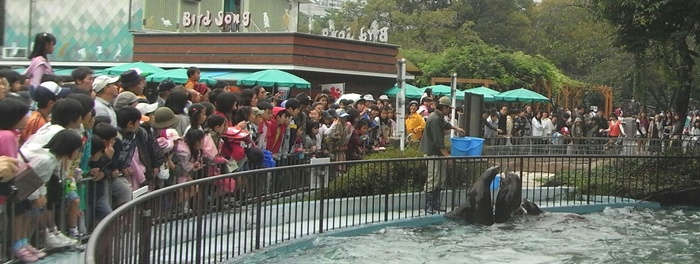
[25,33,56,88]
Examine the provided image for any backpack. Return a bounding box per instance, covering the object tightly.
[221,126,254,161]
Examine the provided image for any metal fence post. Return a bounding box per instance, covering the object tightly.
[318,167,325,234]
[586,156,593,204]
[194,183,206,264]
[255,173,263,250]
[138,208,152,264]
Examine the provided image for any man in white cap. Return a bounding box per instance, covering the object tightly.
[420,96,464,214]
[93,75,120,127]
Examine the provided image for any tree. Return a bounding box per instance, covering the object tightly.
[593,0,700,132]
[405,45,575,90]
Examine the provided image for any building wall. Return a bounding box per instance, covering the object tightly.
[3,0,142,62]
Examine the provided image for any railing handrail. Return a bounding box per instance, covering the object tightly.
[84,154,700,263]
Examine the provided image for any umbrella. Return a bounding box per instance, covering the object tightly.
[334,93,363,104]
[421,84,452,96]
[99,62,165,76]
[145,68,218,86]
[385,83,423,99]
[494,88,550,103]
[461,86,500,102]
[236,69,311,89]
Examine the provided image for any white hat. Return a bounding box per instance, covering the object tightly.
[92,75,120,93]
[378,95,389,101]
[135,102,159,115]
[363,94,375,102]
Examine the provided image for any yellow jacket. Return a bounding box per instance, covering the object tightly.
[406,112,426,141]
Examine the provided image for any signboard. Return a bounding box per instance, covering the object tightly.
[182,11,252,30]
[321,20,389,43]
[321,83,345,99]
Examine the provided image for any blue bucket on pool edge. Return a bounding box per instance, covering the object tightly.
[451,137,472,156]
[467,137,485,156]
[451,137,485,156]
[490,175,500,190]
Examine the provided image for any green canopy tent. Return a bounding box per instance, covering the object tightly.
[385,83,423,99]
[211,72,254,81]
[145,68,218,86]
[459,86,500,102]
[421,84,452,96]
[99,62,165,76]
[236,69,311,89]
[494,88,550,103]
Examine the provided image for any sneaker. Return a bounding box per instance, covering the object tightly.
[23,244,46,259]
[45,232,73,249]
[54,231,80,246]
[14,246,38,263]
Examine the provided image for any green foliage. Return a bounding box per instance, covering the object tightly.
[543,155,700,202]
[320,147,489,199]
[406,45,576,90]
[592,0,700,126]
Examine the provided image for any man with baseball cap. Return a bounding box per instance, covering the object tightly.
[93,75,120,127]
[420,96,464,214]
[20,82,71,143]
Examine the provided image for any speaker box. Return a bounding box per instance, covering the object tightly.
[461,93,484,137]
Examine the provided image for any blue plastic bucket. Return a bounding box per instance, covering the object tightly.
[451,137,485,156]
[451,137,472,156]
[490,175,501,190]
[467,137,485,156]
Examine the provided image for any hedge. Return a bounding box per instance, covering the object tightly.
[320,147,489,199]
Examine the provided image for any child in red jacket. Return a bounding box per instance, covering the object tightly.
[264,107,289,156]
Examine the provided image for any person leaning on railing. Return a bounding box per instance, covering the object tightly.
[420,96,464,215]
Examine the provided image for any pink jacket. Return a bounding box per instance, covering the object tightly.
[25,56,53,88]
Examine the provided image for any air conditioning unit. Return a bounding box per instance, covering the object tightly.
[2,47,28,59]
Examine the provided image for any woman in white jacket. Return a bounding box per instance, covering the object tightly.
[18,130,84,255]
[531,111,547,152]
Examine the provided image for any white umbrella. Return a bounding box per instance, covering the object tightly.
[334,93,362,104]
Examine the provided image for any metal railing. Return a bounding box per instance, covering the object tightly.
[480,135,700,156]
[84,154,700,264]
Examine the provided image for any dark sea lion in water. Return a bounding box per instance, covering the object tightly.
[494,173,523,223]
[444,166,500,225]
[445,167,545,225]
[521,199,544,215]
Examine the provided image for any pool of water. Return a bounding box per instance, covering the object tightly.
[240,207,700,264]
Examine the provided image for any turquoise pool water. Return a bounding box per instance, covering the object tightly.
[241,207,700,264]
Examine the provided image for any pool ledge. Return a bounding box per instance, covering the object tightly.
[232,201,660,263]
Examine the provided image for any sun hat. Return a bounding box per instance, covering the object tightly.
[119,69,144,88]
[151,107,181,129]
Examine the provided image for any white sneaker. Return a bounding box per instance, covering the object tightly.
[45,232,73,249]
[54,231,79,246]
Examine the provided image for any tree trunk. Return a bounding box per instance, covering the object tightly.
[672,37,694,135]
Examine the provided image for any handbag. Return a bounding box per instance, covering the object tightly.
[14,151,45,201]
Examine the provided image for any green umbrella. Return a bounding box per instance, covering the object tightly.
[461,86,500,102]
[99,62,165,76]
[385,83,423,99]
[236,69,311,89]
[421,84,452,96]
[494,88,550,103]
[145,68,218,86]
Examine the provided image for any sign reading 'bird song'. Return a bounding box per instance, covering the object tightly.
[182,11,252,29]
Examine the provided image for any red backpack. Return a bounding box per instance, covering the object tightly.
[221,126,255,161]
